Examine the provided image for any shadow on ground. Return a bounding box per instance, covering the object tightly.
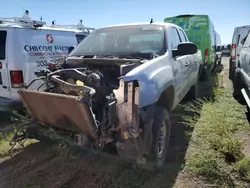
[0,100,203,188]
[0,112,13,132]
[215,64,224,73]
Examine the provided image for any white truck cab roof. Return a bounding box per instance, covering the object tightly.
[99,21,180,30]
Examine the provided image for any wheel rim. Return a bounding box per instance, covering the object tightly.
[158,121,167,158]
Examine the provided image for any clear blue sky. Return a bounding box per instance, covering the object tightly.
[1,0,249,44]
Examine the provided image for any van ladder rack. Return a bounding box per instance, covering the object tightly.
[0,10,46,27]
[51,20,95,33]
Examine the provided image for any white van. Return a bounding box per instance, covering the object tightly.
[0,11,94,112]
[229,25,250,80]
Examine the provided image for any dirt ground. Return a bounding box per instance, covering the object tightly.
[0,57,248,188]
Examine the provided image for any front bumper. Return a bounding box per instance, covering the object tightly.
[18,89,98,139]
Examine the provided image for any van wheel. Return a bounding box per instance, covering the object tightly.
[198,72,214,100]
[137,106,171,171]
[233,69,246,105]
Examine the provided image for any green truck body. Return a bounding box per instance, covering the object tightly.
[164,14,220,80]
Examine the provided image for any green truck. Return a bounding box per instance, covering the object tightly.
[164,14,220,81]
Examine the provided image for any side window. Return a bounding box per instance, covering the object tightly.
[170,28,181,49]
[76,34,87,44]
[243,32,250,48]
[241,35,247,45]
[237,34,241,46]
[178,29,187,42]
[0,31,7,60]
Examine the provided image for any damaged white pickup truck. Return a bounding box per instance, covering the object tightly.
[14,22,202,170]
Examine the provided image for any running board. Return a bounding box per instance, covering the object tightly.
[241,88,250,108]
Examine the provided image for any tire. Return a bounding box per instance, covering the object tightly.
[246,106,250,122]
[198,72,214,100]
[186,80,200,101]
[213,61,217,70]
[185,71,201,101]
[218,59,221,65]
[137,106,171,171]
[233,69,246,105]
[229,59,235,81]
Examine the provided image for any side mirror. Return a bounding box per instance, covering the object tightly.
[172,42,197,57]
[68,46,75,54]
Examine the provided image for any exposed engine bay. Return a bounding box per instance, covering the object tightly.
[17,59,150,157]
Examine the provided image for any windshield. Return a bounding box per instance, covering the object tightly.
[69,25,166,57]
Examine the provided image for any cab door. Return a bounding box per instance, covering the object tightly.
[0,30,11,98]
[169,27,190,104]
[240,32,250,86]
[178,28,196,85]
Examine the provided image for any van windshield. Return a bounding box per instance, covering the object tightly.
[69,25,166,58]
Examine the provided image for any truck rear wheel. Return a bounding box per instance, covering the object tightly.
[137,106,171,171]
[197,70,216,100]
[218,59,221,65]
[233,69,246,105]
[186,79,200,100]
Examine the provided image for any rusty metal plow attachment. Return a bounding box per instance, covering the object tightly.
[18,89,98,139]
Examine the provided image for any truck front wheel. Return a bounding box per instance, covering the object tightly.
[137,106,171,171]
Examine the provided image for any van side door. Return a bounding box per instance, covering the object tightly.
[0,30,10,98]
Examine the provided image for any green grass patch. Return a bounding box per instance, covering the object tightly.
[0,131,15,157]
[235,157,250,181]
[183,78,250,186]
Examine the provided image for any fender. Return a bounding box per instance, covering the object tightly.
[123,54,174,108]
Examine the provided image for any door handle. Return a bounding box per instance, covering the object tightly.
[185,62,190,66]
